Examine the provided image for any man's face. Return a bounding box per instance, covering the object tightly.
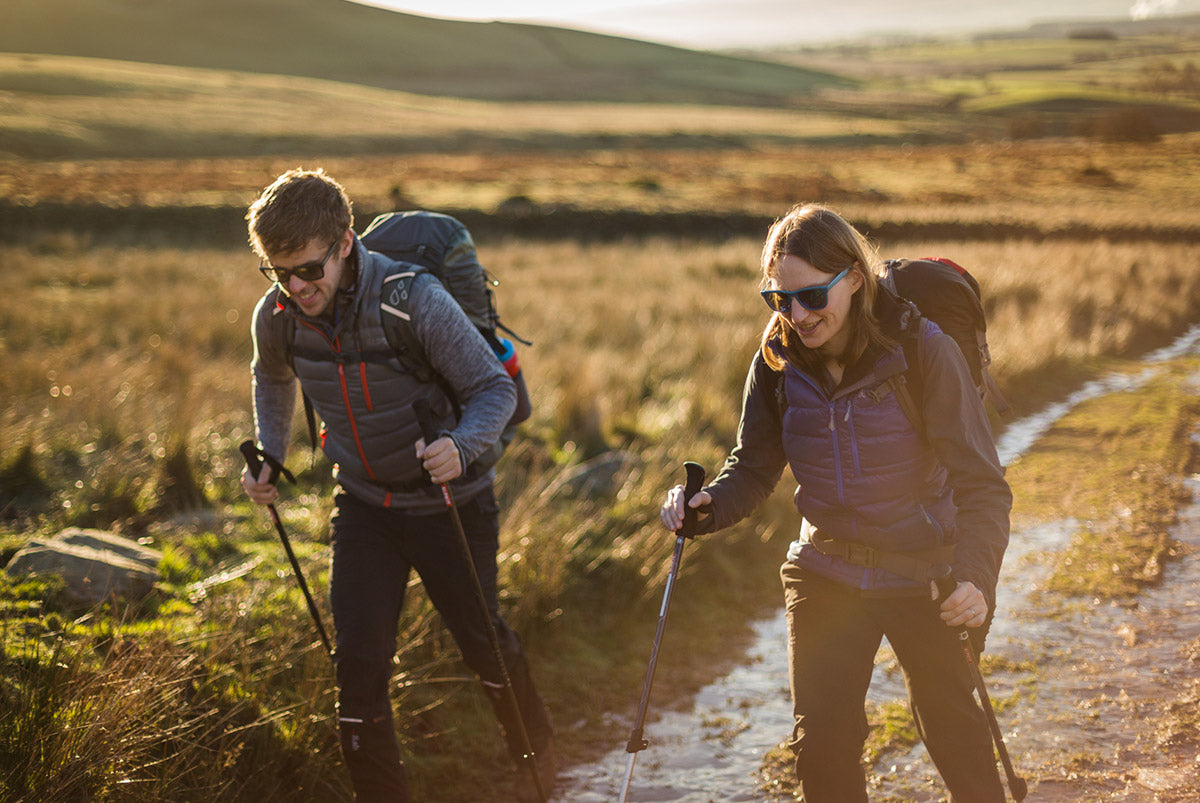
[263,230,352,318]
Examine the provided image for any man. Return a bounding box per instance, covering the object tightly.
[241,168,554,801]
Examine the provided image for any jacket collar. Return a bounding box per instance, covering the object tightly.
[834,293,912,391]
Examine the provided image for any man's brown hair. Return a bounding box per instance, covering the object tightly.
[247,168,354,260]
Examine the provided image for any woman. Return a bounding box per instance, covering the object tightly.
[661,204,1011,802]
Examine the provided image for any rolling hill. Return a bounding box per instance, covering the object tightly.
[2,0,849,105]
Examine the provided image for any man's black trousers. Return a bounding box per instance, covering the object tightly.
[330,486,553,801]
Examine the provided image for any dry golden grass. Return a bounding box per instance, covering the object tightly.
[891,238,1200,386]
[7,135,1200,233]
[3,211,1199,800]
[5,227,1198,537]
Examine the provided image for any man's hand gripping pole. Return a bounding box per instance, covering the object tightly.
[239,440,334,660]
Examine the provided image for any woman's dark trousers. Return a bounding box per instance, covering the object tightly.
[781,561,1005,803]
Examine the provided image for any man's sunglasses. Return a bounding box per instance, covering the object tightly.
[760,268,851,314]
[259,239,339,284]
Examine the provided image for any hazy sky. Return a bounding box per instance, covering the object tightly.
[362,0,1200,48]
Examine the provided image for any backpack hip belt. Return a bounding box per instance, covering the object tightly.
[809,531,955,584]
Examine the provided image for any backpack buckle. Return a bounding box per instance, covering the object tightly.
[846,542,878,568]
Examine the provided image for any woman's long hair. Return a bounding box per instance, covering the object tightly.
[759,204,894,375]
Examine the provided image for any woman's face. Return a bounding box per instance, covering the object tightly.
[768,254,863,359]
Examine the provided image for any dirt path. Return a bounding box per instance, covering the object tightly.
[1006,436,1200,801]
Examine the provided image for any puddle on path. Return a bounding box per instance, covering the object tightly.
[557,325,1200,802]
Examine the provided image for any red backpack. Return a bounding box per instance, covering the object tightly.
[883,257,1010,432]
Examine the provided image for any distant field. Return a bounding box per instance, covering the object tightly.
[2,0,844,105]
[5,26,1200,163]
[770,28,1200,82]
[0,53,904,160]
[5,134,1200,236]
[771,30,1200,135]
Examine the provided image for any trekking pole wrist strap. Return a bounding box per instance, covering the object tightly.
[239,440,296,485]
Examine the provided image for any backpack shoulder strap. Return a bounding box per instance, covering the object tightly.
[762,340,788,418]
[973,328,1012,416]
[891,317,928,440]
[379,263,436,382]
[379,263,469,425]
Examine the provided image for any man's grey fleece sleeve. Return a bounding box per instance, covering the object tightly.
[410,274,516,465]
[250,292,297,465]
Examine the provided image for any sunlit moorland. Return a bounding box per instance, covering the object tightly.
[4,215,1199,798]
[3,13,1200,801]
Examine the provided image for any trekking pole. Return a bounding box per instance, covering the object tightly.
[239,440,334,660]
[412,400,547,803]
[931,566,1028,802]
[618,461,707,803]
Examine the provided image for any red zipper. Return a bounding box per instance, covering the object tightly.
[359,362,374,411]
[337,362,379,481]
[298,320,379,482]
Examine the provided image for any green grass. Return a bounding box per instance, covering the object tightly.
[0,568,351,801]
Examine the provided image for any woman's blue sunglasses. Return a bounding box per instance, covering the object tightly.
[760,268,850,314]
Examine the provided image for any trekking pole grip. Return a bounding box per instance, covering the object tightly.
[930,564,957,604]
[413,398,440,446]
[239,439,292,485]
[678,461,706,540]
[413,399,451,495]
[239,439,270,481]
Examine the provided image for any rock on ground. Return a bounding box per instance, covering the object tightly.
[5,527,162,607]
